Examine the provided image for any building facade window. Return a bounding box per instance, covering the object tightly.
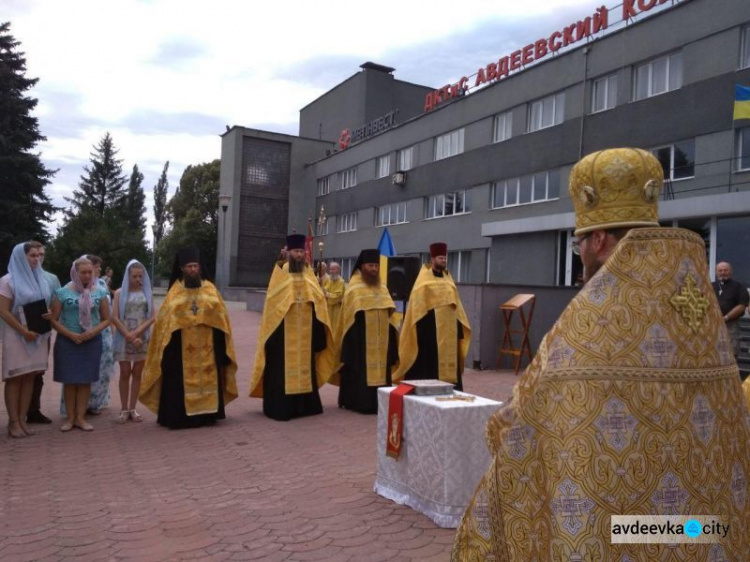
[435,128,465,161]
[447,250,471,283]
[338,257,355,280]
[742,26,750,69]
[528,92,565,132]
[493,111,513,142]
[376,155,390,179]
[340,167,357,189]
[634,51,683,101]
[737,128,750,171]
[651,140,695,180]
[397,146,414,171]
[376,202,407,226]
[317,176,330,196]
[337,212,357,233]
[425,190,470,219]
[592,74,618,113]
[491,170,561,208]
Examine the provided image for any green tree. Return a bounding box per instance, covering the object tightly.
[123,164,147,236]
[153,161,169,245]
[0,21,56,273]
[157,160,220,279]
[67,132,127,216]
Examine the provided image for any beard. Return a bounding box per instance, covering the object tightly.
[184,272,202,288]
[361,269,380,286]
[288,256,306,273]
[432,262,446,273]
[330,274,340,282]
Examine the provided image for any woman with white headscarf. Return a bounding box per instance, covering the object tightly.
[112,260,154,422]
[0,241,51,438]
[49,256,110,432]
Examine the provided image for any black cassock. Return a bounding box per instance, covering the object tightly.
[158,329,230,429]
[403,309,464,392]
[262,315,327,421]
[338,310,399,414]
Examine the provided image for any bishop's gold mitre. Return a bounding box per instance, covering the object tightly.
[569,147,664,236]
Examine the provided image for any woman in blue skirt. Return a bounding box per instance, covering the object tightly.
[49,256,110,432]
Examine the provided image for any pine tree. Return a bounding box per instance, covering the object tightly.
[124,164,146,235]
[153,161,169,245]
[0,21,56,273]
[67,132,128,216]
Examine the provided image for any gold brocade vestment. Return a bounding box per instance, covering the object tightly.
[393,265,471,384]
[324,276,346,338]
[139,280,238,415]
[330,272,399,387]
[250,265,334,397]
[452,228,750,561]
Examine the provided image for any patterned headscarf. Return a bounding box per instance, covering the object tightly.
[70,256,94,330]
[113,259,153,355]
[7,242,47,348]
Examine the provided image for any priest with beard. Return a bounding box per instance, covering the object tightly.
[251,234,335,421]
[139,247,238,429]
[393,243,471,390]
[332,249,399,414]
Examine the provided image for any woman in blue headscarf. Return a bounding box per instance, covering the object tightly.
[0,242,51,438]
[112,260,154,422]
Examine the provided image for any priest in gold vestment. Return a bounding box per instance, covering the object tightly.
[393,242,471,390]
[332,250,399,414]
[324,262,346,337]
[250,234,335,421]
[453,149,750,561]
[140,248,238,429]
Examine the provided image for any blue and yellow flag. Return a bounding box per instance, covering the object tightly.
[734,84,750,121]
[377,228,396,285]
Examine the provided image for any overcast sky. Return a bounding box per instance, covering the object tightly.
[7,0,603,238]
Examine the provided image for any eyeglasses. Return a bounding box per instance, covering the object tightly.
[572,234,592,256]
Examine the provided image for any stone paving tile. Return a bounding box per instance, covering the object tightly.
[0,307,517,561]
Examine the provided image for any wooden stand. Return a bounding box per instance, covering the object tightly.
[498,294,536,375]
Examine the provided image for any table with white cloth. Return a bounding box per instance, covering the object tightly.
[374,386,504,528]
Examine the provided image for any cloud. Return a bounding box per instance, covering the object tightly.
[118,110,226,136]
[149,37,208,68]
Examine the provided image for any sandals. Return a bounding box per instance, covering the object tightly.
[60,421,74,432]
[8,420,26,439]
[117,410,143,423]
[74,420,94,432]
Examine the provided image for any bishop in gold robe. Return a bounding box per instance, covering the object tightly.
[250,234,335,421]
[453,148,750,561]
[332,249,399,414]
[393,242,471,390]
[140,247,238,429]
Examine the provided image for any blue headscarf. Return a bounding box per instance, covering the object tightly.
[112,260,153,356]
[7,242,47,347]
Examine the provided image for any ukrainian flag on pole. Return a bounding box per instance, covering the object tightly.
[377,227,396,286]
[734,84,750,121]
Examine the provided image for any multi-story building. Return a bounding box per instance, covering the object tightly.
[219,0,750,291]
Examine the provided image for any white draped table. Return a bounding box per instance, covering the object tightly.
[374,387,503,528]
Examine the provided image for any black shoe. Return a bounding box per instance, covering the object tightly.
[26,411,53,424]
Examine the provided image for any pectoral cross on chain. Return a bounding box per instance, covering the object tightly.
[190,298,199,316]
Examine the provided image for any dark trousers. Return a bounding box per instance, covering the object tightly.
[28,372,44,414]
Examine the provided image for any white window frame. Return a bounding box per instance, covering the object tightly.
[425,190,470,219]
[493,111,513,143]
[491,170,560,209]
[339,257,355,280]
[340,167,357,189]
[633,51,683,101]
[447,250,471,283]
[736,128,750,172]
[337,212,358,233]
[741,26,750,69]
[316,176,330,196]
[376,155,390,179]
[528,92,565,132]
[591,74,618,113]
[376,202,407,226]
[434,128,465,161]
[397,146,414,171]
[650,140,695,180]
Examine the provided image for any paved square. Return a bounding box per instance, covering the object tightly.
[0,306,518,561]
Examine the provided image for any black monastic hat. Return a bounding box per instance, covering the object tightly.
[169,247,201,288]
[353,249,380,273]
[286,234,306,251]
